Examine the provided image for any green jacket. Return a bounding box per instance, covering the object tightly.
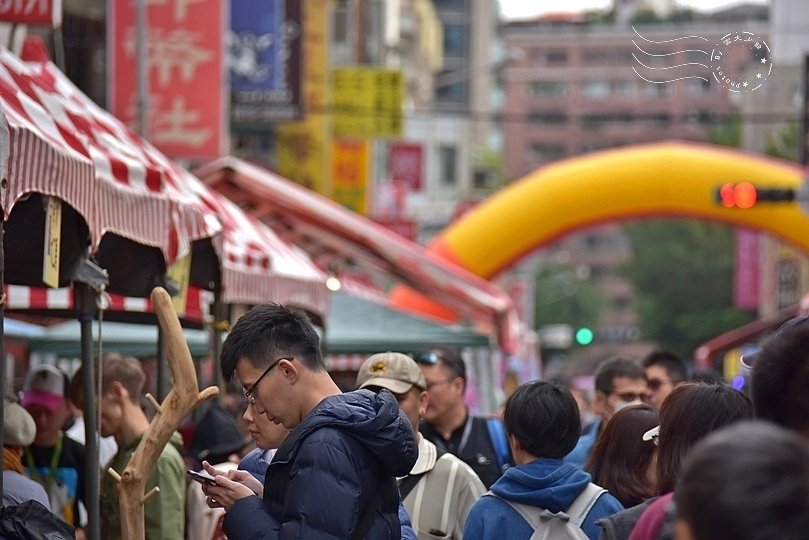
[100,431,186,540]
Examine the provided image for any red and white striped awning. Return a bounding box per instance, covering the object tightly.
[195,157,518,352]
[207,191,330,318]
[4,284,213,325]
[0,47,221,263]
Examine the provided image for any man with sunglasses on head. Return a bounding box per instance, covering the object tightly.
[641,349,688,410]
[564,357,648,468]
[208,303,417,540]
[415,346,512,489]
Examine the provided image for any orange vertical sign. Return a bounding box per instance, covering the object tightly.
[331,139,369,215]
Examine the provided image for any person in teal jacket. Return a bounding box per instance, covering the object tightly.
[71,353,185,540]
[464,381,623,540]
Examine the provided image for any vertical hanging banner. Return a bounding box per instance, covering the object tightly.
[331,139,369,215]
[109,0,225,160]
[229,0,302,124]
[276,0,331,195]
[389,142,423,191]
[42,196,62,288]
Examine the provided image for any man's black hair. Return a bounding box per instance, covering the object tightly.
[503,381,581,459]
[220,303,324,382]
[676,421,809,540]
[642,349,689,383]
[594,357,645,395]
[751,322,809,436]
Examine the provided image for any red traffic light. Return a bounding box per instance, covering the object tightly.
[718,182,758,209]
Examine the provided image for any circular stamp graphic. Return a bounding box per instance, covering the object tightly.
[711,31,771,93]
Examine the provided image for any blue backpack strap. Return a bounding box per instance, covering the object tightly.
[486,417,510,471]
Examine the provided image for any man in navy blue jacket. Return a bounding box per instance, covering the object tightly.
[202,303,417,539]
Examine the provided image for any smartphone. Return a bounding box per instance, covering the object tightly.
[187,469,218,485]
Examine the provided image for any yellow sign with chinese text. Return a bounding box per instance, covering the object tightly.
[277,0,331,196]
[332,68,404,139]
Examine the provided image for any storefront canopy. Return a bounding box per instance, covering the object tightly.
[194,157,518,352]
[0,47,222,263]
[20,291,487,362]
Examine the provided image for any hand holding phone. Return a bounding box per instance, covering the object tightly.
[187,469,218,485]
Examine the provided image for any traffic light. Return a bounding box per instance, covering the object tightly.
[715,182,795,209]
[574,326,595,346]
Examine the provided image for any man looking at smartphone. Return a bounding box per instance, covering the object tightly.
[206,303,417,539]
[71,353,185,540]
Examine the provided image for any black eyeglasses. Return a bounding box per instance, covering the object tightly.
[244,357,292,404]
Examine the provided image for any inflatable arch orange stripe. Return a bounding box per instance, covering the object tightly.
[391,141,807,322]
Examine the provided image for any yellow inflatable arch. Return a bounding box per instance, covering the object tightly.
[391,141,808,319]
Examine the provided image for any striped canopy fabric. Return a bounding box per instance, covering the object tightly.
[0,47,221,264]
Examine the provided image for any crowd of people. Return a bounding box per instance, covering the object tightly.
[3,304,809,539]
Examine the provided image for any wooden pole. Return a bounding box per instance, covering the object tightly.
[110,287,219,540]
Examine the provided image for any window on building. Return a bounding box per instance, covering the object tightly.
[527,111,568,125]
[443,24,468,57]
[439,146,458,187]
[644,82,671,97]
[433,0,466,9]
[436,80,468,104]
[613,80,636,97]
[685,78,712,95]
[582,81,611,99]
[533,50,568,65]
[529,81,568,98]
[528,143,565,162]
[583,50,610,64]
[687,49,709,63]
[616,49,635,63]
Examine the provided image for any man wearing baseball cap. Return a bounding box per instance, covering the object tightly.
[21,364,87,531]
[357,352,486,540]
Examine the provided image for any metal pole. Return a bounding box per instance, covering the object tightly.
[135,0,149,138]
[0,216,5,496]
[75,282,100,540]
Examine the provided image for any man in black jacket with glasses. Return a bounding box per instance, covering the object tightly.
[415,346,511,489]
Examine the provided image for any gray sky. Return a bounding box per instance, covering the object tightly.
[499,0,769,19]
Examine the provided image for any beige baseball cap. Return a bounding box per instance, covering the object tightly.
[356,352,427,394]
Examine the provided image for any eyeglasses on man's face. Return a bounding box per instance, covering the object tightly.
[244,357,292,404]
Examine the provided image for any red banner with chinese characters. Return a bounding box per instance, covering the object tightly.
[109,0,225,160]
[0,0,61,27]
[389,142,423,191]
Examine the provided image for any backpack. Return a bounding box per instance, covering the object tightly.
[485,417,511,472]
[0,499,75,540]
[484,482,605,540]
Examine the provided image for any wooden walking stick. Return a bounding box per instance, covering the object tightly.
[108,287,219,540]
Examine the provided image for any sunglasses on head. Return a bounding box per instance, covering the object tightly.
[414,351,443,365]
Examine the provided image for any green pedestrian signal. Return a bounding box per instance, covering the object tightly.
[575,327,594,346]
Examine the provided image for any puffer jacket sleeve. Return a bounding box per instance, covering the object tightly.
[224,495,280,539]
[225,427,372,540]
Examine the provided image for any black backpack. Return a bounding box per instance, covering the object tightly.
[0,500,74,540]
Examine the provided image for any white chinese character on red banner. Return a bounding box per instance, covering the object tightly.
[152,97,211,147]
[124,27,213,87]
